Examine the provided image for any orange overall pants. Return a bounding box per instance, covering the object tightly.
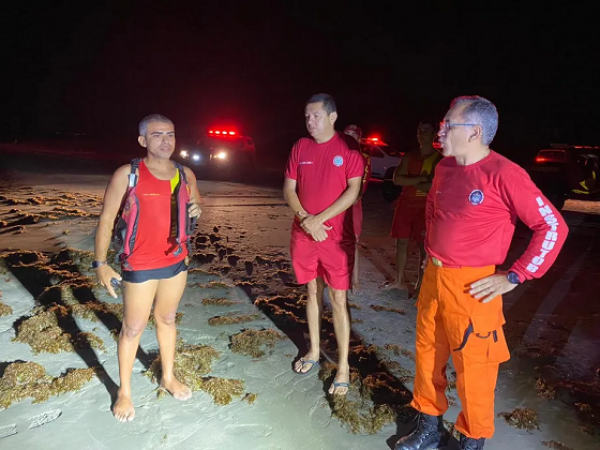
[411,260,511,439]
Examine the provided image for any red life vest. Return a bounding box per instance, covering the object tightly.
[112,158,195,269]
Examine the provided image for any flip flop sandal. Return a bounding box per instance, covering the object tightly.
[293,358,319,375]
[330,381,350,395]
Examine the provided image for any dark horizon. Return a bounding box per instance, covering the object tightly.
[3,1,599,160]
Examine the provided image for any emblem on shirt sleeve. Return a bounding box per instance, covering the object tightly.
[333,155,344,167]
[468,189,484,206]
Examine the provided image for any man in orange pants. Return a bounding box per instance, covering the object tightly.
[395,96,568,450]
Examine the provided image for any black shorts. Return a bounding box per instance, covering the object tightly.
[121,259,188,284]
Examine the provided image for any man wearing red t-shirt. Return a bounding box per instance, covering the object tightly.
[284,94,365,396]
[343,124,371,294]
[395,97,568,450]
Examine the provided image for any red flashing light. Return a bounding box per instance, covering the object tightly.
[208,129,238,136]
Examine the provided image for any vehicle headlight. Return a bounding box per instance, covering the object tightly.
[192,154,201,161]
[180,150,189,158]
[215,151,227,160]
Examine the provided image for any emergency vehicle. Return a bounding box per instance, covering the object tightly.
[178,129,256,171]
[359,136,403,179]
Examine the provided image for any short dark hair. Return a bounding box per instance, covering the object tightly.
[450,96,498,145]
[138,114,174,136]
[305,93,337,115]
[418,121,437,132]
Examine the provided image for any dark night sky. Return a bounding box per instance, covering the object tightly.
[2,1,598,160]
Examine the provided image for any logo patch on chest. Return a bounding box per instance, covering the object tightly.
[333,155,344,167]
[468,189,484,206]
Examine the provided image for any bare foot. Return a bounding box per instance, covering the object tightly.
[113,389,135,422]
[328,368,350,396]
[160,377,192,401]
[380,280,408,291]
[293,351,320,374]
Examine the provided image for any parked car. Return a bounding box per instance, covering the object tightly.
[527,143,600,210]
[359,137,403,179]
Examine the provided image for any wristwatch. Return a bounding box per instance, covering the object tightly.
[92,260,107,269]
[507,271,521,285]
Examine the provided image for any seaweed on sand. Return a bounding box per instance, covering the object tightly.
[330,395,396,435]
[0,362,95,409]
[201,297,240,306]
[230,329,285,358]
[13,306,108,354]
[370,305,406,315]
[542,442,574,450]
[317,362,405,434]
[0,291,13,316]
[13,306,75,353]
[498,407,541,432]
[0,301,12,317]
[208,314,261,326]
[144,344,245,405]
[243,393,258,404]
[201,377,245,406]
[145,344,221,391]
[75,332,106,352]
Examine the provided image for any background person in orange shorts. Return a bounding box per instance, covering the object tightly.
[343,124,371,294]
[284,94,365,395]
[394,96,568,450]
[384,121,442,295]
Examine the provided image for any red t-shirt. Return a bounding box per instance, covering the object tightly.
[285,132,365,242]
[126,161,188,270]
[425,151,568,282]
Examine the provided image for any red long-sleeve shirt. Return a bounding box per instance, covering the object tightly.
[425,151,568,282]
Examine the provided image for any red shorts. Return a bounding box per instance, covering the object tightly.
[352,201,363,239]
[391,201,426,242]
[290,232,355,290]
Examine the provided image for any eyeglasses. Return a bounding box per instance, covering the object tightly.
[439,121,478,133]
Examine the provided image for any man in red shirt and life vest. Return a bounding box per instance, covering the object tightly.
[343,124,372,294]
[93,114,202,422]
[394,96,568,450]
[284,94,365,395]
[384,121,442,295]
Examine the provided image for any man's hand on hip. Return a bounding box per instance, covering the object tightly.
[469,272,518,303]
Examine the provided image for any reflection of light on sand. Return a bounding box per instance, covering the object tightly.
[519,244,590,342]
[563,199,600,215]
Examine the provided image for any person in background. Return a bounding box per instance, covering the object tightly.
[384,121,442,296]
[343,124,371,294]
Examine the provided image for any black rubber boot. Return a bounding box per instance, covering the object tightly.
[394,413,448,450]
[459,433,485,450]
